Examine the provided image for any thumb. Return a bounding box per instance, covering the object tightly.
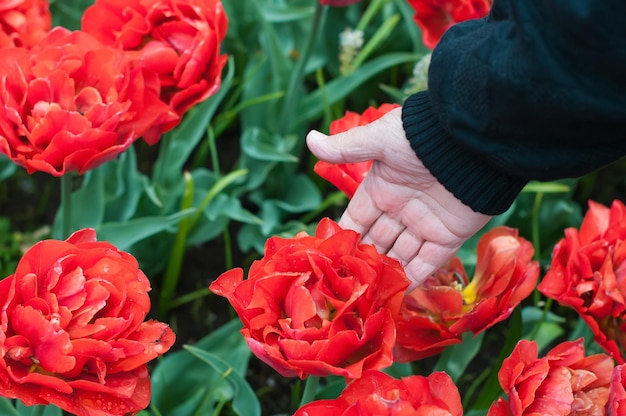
[306,125,382,163]
[306,128,381,164]
[306,107,403,164]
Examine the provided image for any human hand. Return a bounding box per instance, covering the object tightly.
[306,107,491,291]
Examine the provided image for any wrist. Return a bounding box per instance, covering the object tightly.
[402,92,527,215]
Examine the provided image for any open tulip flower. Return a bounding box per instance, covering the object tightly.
[609,364,626,414]
[407,0,492,49]
[539,200,626,364]
[0,0,51,48]
[0,228,175,416]
[314,103,400,198]
[81,0,229,135]
[488,339,613,415]
[0,26,176,176]
[210,217,409,380]
[294,369,463,416]
[394,226,539,362]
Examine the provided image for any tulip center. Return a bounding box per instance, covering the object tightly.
[461,280,478,305]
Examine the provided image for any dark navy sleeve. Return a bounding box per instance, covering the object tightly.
[402,0,626,215]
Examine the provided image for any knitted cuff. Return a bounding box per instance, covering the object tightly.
[401,92,527,215]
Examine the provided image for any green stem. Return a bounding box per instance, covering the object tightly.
[531,191,544,261]
[169,287,212,309]
[60,174,73,239]
[158,172,194,320]
[278,3,324,134]
[208,126,220,178]
[528,297,553,342]
[158,170,246,319]
[356,0,389,32]
[299,376,320,407]
[531,191,544,305]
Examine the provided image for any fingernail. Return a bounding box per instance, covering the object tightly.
[307,130,327,141]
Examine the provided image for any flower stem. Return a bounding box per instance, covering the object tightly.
[278,3,324,134]
[60,174,73,239]
[531,191,544,261]
[299,376,319,407]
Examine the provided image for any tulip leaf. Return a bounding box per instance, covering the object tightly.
[15,402,63,416]
[241,128,299,163]
[522,305,565,354]
[102,145,148,223]
[521,180,571,193]
[260,4,314,22]
[50,0,94,30]
[150,319,253,416]
[96,209,194,251]
[0,155,16,182]
[471,308,522,410]
[391,0,427,51]
[183,345,261,416]
[152,58,235,190]
[433,332,485,383]
[52,167,105,239]
[296,52,421,125]
[270,174,322,213]
[0,398,18,416]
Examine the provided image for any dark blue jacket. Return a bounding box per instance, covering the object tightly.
[402,0,626,215]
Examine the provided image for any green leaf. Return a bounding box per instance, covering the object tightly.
[52,168,105,239]
[241,128,299,162]
[150,319,253,416]
[296,52,421,124]
[49,0,94,30]
[184,345,261,416]
[96,209,194,251]
[102,145,149,222]
[260,4,315,22]
[152,58,235,189]
[471,308,522,410]
[15,402,63,416]
[522,305,566,353]
[271,174,322,213]
[0,155,16,182]
[352,14,401,70]
[0,398,18,416]
[434,332,485,383]
[521,181,571,193]
[205,194,262,225]
[382,361,414,378]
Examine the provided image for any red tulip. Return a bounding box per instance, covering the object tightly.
[538,200,626,363]
[395,227,539,361]
[0,0,51,48]
[407,0,491,49]
[314,103,400,198]
[488,339,613,415]
[0,229,175,416]
[0,27,176,176]
[609,364,626,415]
[294,369,462,415]
[210,218,409,379]
[82,0,228,135]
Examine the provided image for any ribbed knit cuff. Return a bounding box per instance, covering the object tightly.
[401,92,527,215]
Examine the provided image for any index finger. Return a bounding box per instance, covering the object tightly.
[338,173,382,235]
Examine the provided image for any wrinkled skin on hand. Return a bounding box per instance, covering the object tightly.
[307,108,491,291]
